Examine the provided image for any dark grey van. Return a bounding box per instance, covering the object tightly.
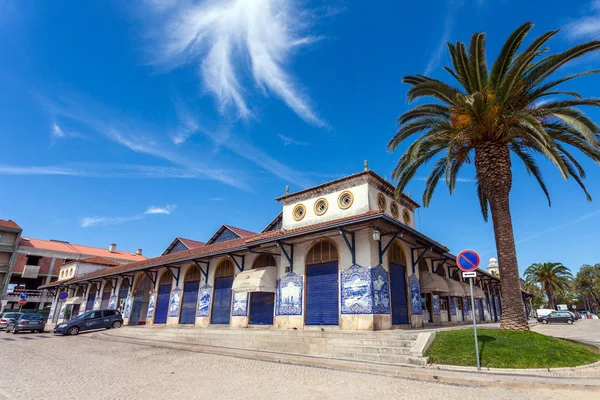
[54,310,123,335]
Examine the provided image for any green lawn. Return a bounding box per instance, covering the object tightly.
[426,328,600,368]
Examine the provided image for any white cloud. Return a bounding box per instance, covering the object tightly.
[424,0,465,75]
[278,133,308,146]
[209,197,225,201]
[566,0,600,39]
[146,0,326,127]
[51,122,65,138]
[145,204,177,215]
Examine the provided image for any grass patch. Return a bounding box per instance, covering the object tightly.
[426,328,600,368]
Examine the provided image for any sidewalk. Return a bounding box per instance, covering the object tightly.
[98,327,600,391]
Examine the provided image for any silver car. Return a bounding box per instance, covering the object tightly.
[0,312,22,329]
[5,314,45,334]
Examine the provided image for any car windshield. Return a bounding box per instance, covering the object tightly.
[21,314,43,320]
[76,311,93,320]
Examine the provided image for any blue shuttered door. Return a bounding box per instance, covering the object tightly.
[101,291,111,309]
[478,299,485,320]
[389,262,409,325]
[211,277,233,324]
[249,292,274,325]
[130,292,143,325]
[180,281,200,324]
[306,262,339,326]
[86,294,96,313]
[154,284,171,324]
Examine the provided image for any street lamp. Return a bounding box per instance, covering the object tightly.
[372,229,381,242]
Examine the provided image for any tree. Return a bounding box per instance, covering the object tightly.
[524,262,573,309]
[388,22,600,330]
[523,281,545,309]
[574,264,600,310]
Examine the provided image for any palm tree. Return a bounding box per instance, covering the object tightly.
[524,262,573,309]
[387,22,600,330]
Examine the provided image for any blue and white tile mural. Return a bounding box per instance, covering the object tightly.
[168,288,183,318]
[48,302,56,321]
[276,272,302,316]
[462,297,469,317]
[408,274,422,315]
[197,284,212,317]
[146,294,156,319]
[59,302,67,319]
[371,265,390,314]
[341,264,372,314]
[108,295,117,310]
[232,292,248,316]
[124,295,133,318]
[432,295,440,315]
[450,297,456,316]
[93,297,101,311]
[79,301,87,316]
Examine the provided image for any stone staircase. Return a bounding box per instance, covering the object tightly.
[113,326,430,366]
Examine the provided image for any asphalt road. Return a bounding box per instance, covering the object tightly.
[532,319,600,348]
[0,328,597,400]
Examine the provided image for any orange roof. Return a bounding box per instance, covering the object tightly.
[223,225,256,237]
[78,257,123,267]
[0,219,21,230]
[19,238,146,262]
[178,238,205,249]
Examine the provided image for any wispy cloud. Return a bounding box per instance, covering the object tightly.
[566,0,600,39]
[51,122,65,138]
[81,204,178,227]
[278,134,309,146]
[144,0,326,127]
[424,0,465,75]
[209,197,225,201]
[516,209,600,245]
[145,204,177,215]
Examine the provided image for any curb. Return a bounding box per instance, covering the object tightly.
[431,360,600,373]
[96,331,600,391]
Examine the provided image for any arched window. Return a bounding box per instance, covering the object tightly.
[75,287,84,297]
[88,284,97,295]
[389,242,407,266]
[436,264,447,277]
[306,239,338,265]
[159,271,172,285]
[215,259,234,278]
[418,259,429,273]
[252,254,276,269]
[133,273,152,293]
[184,265,201,282]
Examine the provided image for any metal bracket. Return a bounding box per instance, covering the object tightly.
[193,260,210,283]
[277,241,294,273]
[47,288,57,297]
[143,270,157,287]
[229,254,245,273]
[411,246,432,274]
[88,280,101,293]
[378,232,400,265]
[164,265,181,287]
[118,275,134,291]
[433,259,447,275]
[339,229,356,265]
[247,248,278,256]
[102,277,117,294]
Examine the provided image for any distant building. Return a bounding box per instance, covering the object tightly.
[1,231,146,313]
[487,257,499,277]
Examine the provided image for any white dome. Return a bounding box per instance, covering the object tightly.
[489,257,497,263]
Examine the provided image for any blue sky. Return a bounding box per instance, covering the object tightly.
[1,0,600,275]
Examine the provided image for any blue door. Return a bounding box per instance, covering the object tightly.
[306,262,339,326]
[86,294,96,313]
[180,281,200,324]
[249,292,274,325]
[129,291,143,325]
[154,284,171,324]
[478,299,485,320]
[389,262,409,324]
[211,277,233,324]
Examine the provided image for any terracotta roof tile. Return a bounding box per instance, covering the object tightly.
[177,238,205,249]
[0,219,21,230]
[78,257,123,267]
[18,237,146,262]
[223,225,256,237]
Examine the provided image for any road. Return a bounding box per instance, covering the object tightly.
[0,329,597,400]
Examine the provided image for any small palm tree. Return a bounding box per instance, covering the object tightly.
[388,22,600,330]
[524,262,573,308]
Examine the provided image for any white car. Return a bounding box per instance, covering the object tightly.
[536,308,555,317]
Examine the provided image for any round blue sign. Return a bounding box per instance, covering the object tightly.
[58,291,69,300]
[19,293,28,300]
[456,250,480,272]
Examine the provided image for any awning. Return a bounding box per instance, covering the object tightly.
[459,282,486,299]
[442,277,466,297]
[65,296,82,305]
[419,271,449,294]
[232,267,276,293]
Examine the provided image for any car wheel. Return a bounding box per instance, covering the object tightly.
[541,319,549,324]
[567,319,573,325]
[111,321,122,329]
[67,326,80,336]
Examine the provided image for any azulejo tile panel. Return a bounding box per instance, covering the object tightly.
[168,288,183,318]
[147,294,156,319]
[371,264,390,315]
[124,295,133,318]
[197,284,212,317]
[48,302,56,321]
[463,297,469,317]
[276,272,303,316]
[109,295,118,310]
[432,295,440,315]
[232,292,248,316]
[93,297,101,311]
[341,264,372,314]
[408,274,422,315]
[450,297,456,316]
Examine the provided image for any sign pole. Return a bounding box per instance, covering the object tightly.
[469,277,480,371]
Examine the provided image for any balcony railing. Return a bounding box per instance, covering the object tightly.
[4,288,53,302]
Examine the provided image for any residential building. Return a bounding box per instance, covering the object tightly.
[0,220,23,305]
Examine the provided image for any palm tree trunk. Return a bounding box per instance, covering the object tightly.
[475,143,529,331]
[546,286,555,309]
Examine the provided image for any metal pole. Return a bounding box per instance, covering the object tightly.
[470,277,480,371]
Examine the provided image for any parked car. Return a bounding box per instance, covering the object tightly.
[0,312,22,329]
[537,311,574,325]
[536,308,555,317]
[5,314,46,334]
[53,309,123,336]
[572,311,582,320]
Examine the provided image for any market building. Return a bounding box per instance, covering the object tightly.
[42,166,516,330]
